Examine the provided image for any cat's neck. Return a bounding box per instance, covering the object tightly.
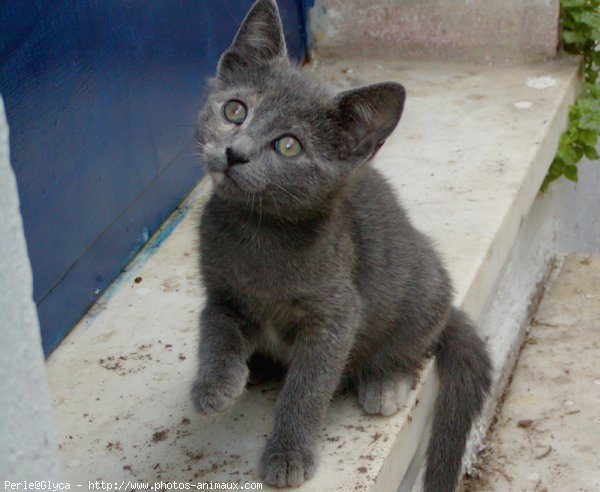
[212,187,346,231]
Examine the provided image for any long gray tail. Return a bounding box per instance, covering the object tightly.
[424,307,492,492]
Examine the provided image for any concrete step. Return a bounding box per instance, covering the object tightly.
[462,254,600,492]
[309,0,560,63]
[46,55,580,491]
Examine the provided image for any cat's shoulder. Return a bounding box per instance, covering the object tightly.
[348,166,401,209]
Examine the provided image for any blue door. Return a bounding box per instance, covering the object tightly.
[0,1,307,355]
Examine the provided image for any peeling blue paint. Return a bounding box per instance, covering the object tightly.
[1,1,306,355]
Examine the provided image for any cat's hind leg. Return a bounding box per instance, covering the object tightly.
[357,374,413,416]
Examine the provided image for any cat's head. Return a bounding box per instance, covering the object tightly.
[196,0,405,215]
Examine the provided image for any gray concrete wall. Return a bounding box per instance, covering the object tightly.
[309,0,560,63]
[552,157,600,253]
[0,96,61,482]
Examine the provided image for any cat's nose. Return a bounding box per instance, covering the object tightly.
[225,147,249,168]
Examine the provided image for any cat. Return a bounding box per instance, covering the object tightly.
[191,1,492,491]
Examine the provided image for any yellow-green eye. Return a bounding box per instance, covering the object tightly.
[223,99,247,124]
[274,135,302,158]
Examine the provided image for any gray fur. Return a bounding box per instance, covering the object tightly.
[191,1,492,490]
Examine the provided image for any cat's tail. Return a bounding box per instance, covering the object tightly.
[424,307,492,492]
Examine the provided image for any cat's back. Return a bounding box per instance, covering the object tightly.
[346,165,419,259]
[345,165,450,320]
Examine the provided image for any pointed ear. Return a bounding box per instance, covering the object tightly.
[217,0,287,78]
[331,83,406,161]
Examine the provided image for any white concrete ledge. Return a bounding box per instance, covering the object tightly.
[47,55,580,491]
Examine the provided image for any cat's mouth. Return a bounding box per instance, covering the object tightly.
[210,169,243,191]
[210,170,226,186]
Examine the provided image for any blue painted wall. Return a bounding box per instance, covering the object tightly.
[0,0,306,355]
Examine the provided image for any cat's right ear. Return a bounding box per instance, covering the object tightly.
[330,82,406,162]
[217,0,287,80]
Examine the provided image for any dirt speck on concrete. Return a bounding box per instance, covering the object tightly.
[152,430,168,443]
[106,441,123,451]
[369,432,382,444]
[517,419,533,428]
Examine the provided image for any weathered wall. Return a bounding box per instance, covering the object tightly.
[309,0,560,63]
[0,96,61,481]
[553,157,600,253]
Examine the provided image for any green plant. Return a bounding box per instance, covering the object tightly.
[541,0,600,191]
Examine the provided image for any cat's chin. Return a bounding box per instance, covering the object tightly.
[210,170,266,200]
[209,170,252,201]
[209,171,226,186]
[210,170,241,194]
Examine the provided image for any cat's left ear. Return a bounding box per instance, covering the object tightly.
[330,82,406,162]
[218,0,287,78]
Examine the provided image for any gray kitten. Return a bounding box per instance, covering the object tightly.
[191,1,492,491]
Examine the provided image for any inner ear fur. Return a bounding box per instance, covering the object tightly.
[332,82,406,161]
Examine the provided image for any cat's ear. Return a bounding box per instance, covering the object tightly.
[331,82,405,162]
[218,0,287,78]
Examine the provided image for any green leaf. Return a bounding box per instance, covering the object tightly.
[571,10,600,27]
[563,164,579,181]
[586,83,600,99]
[558,143,580,164]
[552,157,566,175]
[562,17,576,28]
[545,0,599,188]
[569,103,582,120]
[563,30,588,44]
[540,178,550,193]
[580,111,600,132]
[578,129,598,146]
[561,0,588,7]
[559,132,574,148]
[567,126,580,141]
[577,97,600,114]
[582,144,600,160]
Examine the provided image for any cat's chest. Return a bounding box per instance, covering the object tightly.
[204,223,322,297]
[221,242,305,294]
[254,299,307,360]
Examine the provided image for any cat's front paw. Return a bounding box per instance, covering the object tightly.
[358,375,412,416]
[190,366,248,415]
[259,447,316,488]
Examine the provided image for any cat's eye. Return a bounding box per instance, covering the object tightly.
[223,99,247,124]
[274,135,302,158]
